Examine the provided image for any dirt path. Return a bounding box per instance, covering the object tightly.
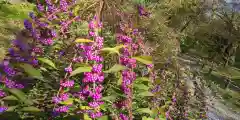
[178,54,240,120]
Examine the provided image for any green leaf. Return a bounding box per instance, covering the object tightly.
[75,38,94,43]
[2,95,18,101]
[6,106,18,112]
[70,66,92,77]
[19,63,43,79]
[102,95,118,101]
[37,57,56,69]
[134,84,149,90]
[20,106,41,112]
[142,116,155,120]
[100,104,107,111]
[137,108,153,115]
[118,75,123,85]
[40,67,48,72]
[80,106,92,110]
[136,77,150,82]
[97,116,108,120]
[104,64,127,73]
[133,56,152,65]
[84,114,92,120]
[7,88,33,105]
[101,45,125,55]
[138,91,154,97]
[60,98,74,105]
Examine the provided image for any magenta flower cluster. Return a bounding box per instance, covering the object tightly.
[74,17,105,118]
[116,23,143,120]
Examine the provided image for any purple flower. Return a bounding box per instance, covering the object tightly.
[52,97,61,104]
[32,47,43,54]
[31,58,39,66]
[2,60,9,66]
[8,48,15,56]
[37,4,44,11]
[47,5,57,13]
[98,22,103,28]
[3,66,16,77]
[119,113,129,120]
[0,106,7,113]
[92,64,103,73]
[45,0,52,5]
[51,30,57,37]
[172,97,177,102]
[89,31,96,37]
[60,21,68,28]
[29,12,35,19]
[24,19,32,30]
[151,85,161,93]
[0,90,6,97]
[60,80,74,87]
[41,38,54,46]
[147,64,154,69]
[117,35,132,43]
[132,43,138,50]
[54,106,69,113]
[60,0,68,11]
[60,93,69,101]
[95,85,104,93]
[88,21,96,29]
[4,79,16,88]
[133,29,138,35]
[91,92,102,101]
[64,66,72,73]
[90,111,103,118]
[88,101,99,108]
[52,93,69,104]
[166,111,170,118]
[15,84,24,89]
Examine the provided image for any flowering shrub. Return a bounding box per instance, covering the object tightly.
[0,0,164,120]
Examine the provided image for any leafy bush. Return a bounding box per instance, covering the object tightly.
[0,0,166,120]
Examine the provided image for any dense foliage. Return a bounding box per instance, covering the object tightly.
[0,0,239,120]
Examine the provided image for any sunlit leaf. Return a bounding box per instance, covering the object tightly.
[2,95,18,101]
[100,45,125,55]
[137,108,153,115]
[104,64,127,73]
[142,116,155,120]
[133,56,152,65]
[84,114,92,120]
[60,98,74,105]
[138,91,154,97]
[70,66,92,77]
[134,83,149,90]
[80,106,92,110]
[75,38,94,43]
[37,57,56,69]
[102,95,118,101]
[20,106,41,112]
[97,116,108,120]
[19,63,43,79]
[40,67,48,72]
[73,5,81,16]
[0,47,6,63]
[7,88,33,105]
[136,77,150,82]
[100,104,107,111]
[6,106,18,112]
